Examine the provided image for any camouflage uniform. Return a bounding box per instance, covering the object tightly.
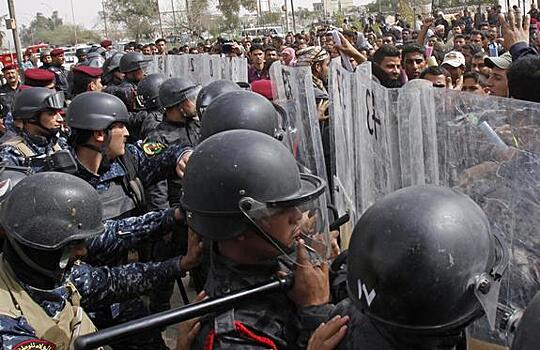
[0,129,68,170]
[0,257,184,350]
[72,142,189,349]
[192,246,332,349]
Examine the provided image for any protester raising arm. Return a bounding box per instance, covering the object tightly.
[499,9,536,60]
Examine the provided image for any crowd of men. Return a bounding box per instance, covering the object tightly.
[0,3,538,350]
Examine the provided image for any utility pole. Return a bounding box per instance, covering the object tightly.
[70,0,78,44]
[171,0,177,34]
[102,0,109,38]
[6,0,23,67]
[157,0,164,38]
[290,0,296,32]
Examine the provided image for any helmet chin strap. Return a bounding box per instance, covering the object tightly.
[27,119,59,139]
[81,129,113,171]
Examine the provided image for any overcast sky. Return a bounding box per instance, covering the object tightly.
[2,0,370,28]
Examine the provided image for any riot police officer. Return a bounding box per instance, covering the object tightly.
[102,52,124,88]
[195,79,240,118]
[182,129,332,349]
[0,172,102,349]
[114,52,151,111]
[330,185,509,350]
[145,77,201,207]
[66,91,192,349]
[75,47,89,65]
[0,172,203,349]
[131,73,166,141]
[66,91,190,221]
[0,87,66,170]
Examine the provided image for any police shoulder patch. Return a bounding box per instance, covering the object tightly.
[13,339,56,350]
[142,141,166,156]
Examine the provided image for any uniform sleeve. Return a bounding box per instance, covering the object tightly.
[294,304,335,348]
[0,315,51,350]
[510,42,538,61]
[85,208,177,266]
[0,144,25,167]
[126,143,192,187]
[71,258,183,308]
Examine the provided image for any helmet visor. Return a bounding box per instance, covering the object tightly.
[45,91,65,110]
[238,173,330,265]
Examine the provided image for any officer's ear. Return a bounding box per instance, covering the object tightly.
[93,130,106,143]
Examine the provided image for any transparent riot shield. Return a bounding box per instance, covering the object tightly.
[270,61,331,262]
[328,62,539,345]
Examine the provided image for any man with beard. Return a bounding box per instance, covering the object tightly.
[248,44,268,82]
[296,46,331,92]
[372,45,403,88]
[401,44,426,81]
[471,52,492,79]
[441,51,466,90]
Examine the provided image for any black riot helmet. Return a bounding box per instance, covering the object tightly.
[119,51,152,73]
[102,52,123,85]
[347,185,508,339]
[196,79,241,118]
[136,73,167,110]
[200,90,281,141]
[0,172,104,285]
[181,130,325,256]
[0,163,29,202]
[12,87,64,121]
[75,47,89,60]
[67,92,130,131]
[158,77,201,109]
[511,292,540,350]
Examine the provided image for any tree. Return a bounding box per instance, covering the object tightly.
[103,0,159,41]
[20,12,99,46]
[217,0,257,29]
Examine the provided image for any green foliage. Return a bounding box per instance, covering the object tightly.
[20,11,99,46]
[104,0,159,41]
[217,0,257,29]
[260,11,282,26]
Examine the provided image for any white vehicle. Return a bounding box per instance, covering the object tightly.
[241,26,284,37]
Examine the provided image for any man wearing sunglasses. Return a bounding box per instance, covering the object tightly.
[0,87,66,170]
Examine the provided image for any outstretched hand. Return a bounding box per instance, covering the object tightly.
[499,10,530,50]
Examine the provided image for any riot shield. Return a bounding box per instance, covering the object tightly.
[270,61,331,262]
[143,54,248,85]
[328,61,540,345]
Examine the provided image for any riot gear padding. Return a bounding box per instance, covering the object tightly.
[200,90,281,141]
[12,87,65,120]
[347,185,508,334]
[102,52,123,85]
[136,73,167,110]
[181,129,325,242]
[196,79,241,118]
[119,52,152,73]
[158,77,200,109]
[67,92,130,131]
[511,292,540,350]
[0,172,104,250]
